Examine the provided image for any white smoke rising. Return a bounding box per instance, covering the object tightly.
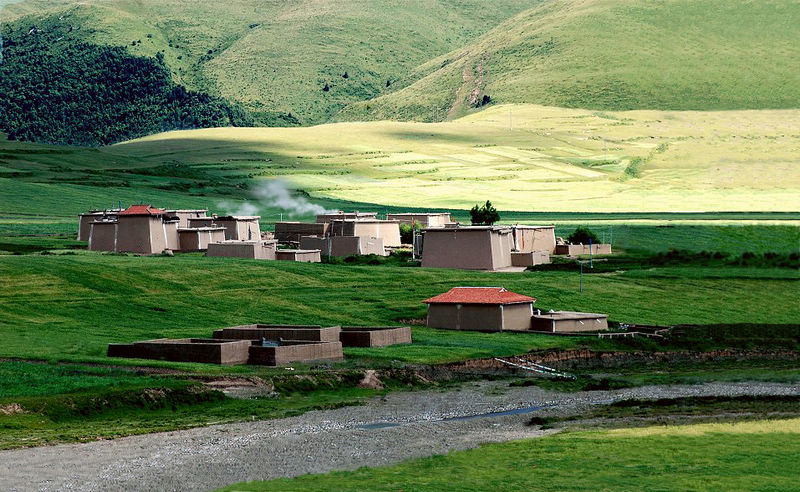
[219,179,332,218]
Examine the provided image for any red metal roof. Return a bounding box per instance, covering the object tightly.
[119,204,166,216]
[423,287,535,305]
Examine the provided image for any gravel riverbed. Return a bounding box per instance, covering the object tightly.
[2,381,798,492]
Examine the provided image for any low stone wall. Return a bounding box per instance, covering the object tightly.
[275,249,321,262]
[511,251,550,267]
[554,244,612,256]
[107,338,251,364]
[206,240,276,259]
[213,325,341,342]
[248,340,344,365]
[531,312,609,333]
[339,326,412,347]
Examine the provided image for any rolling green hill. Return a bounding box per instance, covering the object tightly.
[1,0,536,126]
[339,0,800,121]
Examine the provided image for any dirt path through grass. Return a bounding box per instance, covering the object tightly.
[2,381,798,491]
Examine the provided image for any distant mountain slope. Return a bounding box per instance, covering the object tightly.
[2,0,536,126]
[0,18,252,145]
[337,0,800,121]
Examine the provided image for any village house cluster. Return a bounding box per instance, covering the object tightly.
[79,206,610,270]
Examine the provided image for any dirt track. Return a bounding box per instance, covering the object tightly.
[2,381,798,492]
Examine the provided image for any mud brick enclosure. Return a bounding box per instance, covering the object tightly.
[339,326,412,347]
[107,338,251,364]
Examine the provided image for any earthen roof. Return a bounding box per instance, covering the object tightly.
[119,205,166,216]
[423,287,535,305]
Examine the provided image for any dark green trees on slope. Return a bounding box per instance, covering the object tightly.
[0,21,252,146]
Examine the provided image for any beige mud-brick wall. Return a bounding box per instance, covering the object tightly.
[555,244,613,256]
[178,230,201,251]
[274,222,328,242]
[88,221,117,251]
[206,241,277,259]
[236,219,261,241]
[315,212,377,223]
[330,220,401,247]
[426,303,504,331]
[512,226,556,253]
[107,339,251,364]
[178,228,226,251]
[339,326,412,347]
[511,251,551,267]
[116,215,166,254]
[214,325,341,342]
[421,229,499,270]
[197,229,226,250]
[79,213,102,241]
[188,217,216,228]
[275,250,322,262]
[359,236,386,256]
[499,303,534,331]
[248,341,344,365]
[332,236,360,256]
[164,221,180,250]
[300,236,331,253]
[169,210,208,228]
[531,313,609,332]
[387,213,453,228]
[215,218,261,241]
[491,230,513,269]
[356,222,400,247]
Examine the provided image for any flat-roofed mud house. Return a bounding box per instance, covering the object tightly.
[424,287,536,332]
[330,219,402,247]
[531,311,609,332]
[188,216,217,228]
[274,222,329,243]
[206,240,277,259]
[214,216,261,241]
[78,209,120,241]
[512,225,556,253]
[167,209,208,228]
[421,226,513,270]
[299,235,386,257]
[112,205,173,254]
[87,219,118,252]
[315,211,377,223]
[275,249,321,262]
[178,227,226,251]
[386,213,455,228]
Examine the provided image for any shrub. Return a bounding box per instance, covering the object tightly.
[470,200,500,225]
[567,226,600,244]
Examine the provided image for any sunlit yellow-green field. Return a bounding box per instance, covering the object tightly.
[115,104,800,212]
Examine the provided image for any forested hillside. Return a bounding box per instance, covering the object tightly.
[0,19,252,146]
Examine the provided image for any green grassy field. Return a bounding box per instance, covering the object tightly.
[0,253,797,363]
[4,104,800,214]
[340,0,800,121]
[221,419,800,491]
[1,0,532,125]
[113,105,800,212]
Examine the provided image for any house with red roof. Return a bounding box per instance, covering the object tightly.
[423,287,536,331]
